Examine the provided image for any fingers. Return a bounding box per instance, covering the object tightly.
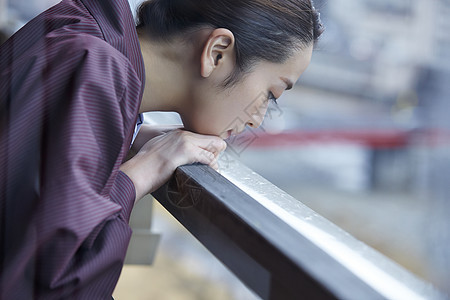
[143,129,226,171]
[209,156,220,170]
[205,139,227,157]
[171,130,225,169]
[196,148,215,164]
[196,149,222,170]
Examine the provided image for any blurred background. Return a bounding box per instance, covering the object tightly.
[1,0,449,298]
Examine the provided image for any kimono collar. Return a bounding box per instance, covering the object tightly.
[81,0,145,85]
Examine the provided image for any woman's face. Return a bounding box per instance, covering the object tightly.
[181,45,313,139]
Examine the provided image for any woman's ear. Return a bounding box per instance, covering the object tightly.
[200,28,235,78]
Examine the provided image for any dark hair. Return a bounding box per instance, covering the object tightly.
[137,0,324,86]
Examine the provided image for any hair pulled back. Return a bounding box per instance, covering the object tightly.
[137,0,323,84]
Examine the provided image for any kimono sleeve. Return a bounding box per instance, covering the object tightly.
[0,34,142,299]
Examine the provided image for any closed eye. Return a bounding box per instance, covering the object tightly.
[268,92,278,105]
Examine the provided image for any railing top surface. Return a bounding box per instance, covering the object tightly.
[216,153,447,300]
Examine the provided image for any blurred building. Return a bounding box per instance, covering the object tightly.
[0,0,60,36]
[307,0,449,103]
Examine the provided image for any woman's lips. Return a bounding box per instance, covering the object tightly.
[225,128,246,140]
[223,126,248,139]
[223,129,237,140]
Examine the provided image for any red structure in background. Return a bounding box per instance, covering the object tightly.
[245,129,450,149]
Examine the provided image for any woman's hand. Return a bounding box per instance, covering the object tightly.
[126,124,184,160]
[132,124,184,152]
[120,129,227,202]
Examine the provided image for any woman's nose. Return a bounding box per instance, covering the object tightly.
[246,99,269,128]
[247,114,265,129]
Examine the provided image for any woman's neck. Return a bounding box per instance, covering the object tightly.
[137,34,194,114]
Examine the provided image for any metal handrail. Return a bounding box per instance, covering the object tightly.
[152,153,448,300]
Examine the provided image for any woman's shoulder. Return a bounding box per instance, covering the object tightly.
[50,32,128,62]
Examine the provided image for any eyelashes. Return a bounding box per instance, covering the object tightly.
[268,92,278,105]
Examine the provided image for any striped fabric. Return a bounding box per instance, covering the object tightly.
[0,0,145,298]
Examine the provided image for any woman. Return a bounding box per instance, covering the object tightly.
[0,0,323,298]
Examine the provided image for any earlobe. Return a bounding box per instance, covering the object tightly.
[200,29,234,78]
[201,59,214,78]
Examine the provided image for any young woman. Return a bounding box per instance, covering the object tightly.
[0,0,323,298]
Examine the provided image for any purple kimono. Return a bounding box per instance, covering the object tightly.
[0,0,145,298]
